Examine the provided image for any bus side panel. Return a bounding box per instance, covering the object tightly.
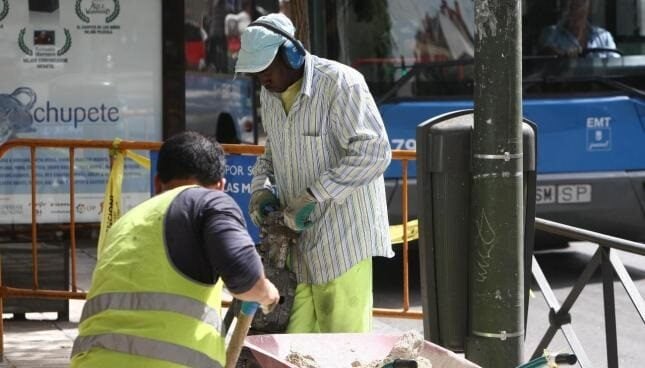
[523,96,645,173]
[381,96,645,176]
[380,100,473,179]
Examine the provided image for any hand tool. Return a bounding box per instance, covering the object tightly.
[225,301,258,368]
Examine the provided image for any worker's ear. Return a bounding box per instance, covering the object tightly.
[212,178,226,191]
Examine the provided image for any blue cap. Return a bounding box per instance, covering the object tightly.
[235,13,296,73]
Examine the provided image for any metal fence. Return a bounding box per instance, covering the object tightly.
[530,218,645,368]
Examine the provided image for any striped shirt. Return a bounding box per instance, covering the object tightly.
[251,54,394,284]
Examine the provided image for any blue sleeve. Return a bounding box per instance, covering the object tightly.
[200,191,264,294]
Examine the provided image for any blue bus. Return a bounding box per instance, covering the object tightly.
[318,0,645,244]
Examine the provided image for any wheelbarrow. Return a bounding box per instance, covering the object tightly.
[236,332,578,368]
[237,333,481,368]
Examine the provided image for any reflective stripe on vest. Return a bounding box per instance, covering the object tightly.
[80,291,224,336]
[72,333,223,368]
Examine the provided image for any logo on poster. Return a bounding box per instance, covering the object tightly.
[0,85,121,135]
[0,87,37,145]
[18,28,72,57]
[87,1,110,14]
[76,0,120,23]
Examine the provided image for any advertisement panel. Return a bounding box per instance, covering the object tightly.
[0,0,162,223]
[224,154,259,242]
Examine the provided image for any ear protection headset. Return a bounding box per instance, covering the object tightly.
[248,21,306,69]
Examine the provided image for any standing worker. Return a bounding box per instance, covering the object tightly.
[236,13,394,333]
[70,131,280,367]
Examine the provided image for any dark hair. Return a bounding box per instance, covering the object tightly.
[156,131,226,185]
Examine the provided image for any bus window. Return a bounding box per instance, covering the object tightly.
[326,0,645,100]
[325,0,476,99]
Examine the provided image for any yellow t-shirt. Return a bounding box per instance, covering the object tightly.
[280,78,303,113]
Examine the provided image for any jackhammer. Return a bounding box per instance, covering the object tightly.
[223,211,299,335]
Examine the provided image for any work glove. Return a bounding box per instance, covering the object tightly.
[283,189,317,232]
[248,188,279,227]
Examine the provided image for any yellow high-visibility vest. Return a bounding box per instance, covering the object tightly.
[71,185,226,368]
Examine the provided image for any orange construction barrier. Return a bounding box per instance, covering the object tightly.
[0,138,420,356]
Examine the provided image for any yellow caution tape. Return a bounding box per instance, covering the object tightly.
[97,139,125,255]
[389,219,419,245]
[96,139,152,255]
[124,149,150,170]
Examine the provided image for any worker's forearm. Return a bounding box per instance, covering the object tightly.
[230,276,279,306]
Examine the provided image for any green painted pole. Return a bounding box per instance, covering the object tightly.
[466,1,524,367]
[308,0,327,57]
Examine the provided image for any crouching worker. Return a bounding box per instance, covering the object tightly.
[70,131,280,368]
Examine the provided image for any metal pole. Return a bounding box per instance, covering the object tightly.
[601,248,619,368]
[308,0,327,57]
[291,0,310,49]
[467,1,524,366]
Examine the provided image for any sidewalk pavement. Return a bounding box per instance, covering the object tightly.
[0,248,423,368]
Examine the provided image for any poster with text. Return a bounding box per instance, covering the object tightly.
[0,0,162,223]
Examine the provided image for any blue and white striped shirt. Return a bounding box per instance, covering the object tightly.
[251,54,394,284]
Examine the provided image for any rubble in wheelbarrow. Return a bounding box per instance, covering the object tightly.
[284,331,433,368]
[351,331,433,368]
[286,350,320,368]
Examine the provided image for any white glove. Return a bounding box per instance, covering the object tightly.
[248,189,279,227]
[283,189,317,231]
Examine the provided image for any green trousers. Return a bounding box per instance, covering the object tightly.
[286,258,373,333]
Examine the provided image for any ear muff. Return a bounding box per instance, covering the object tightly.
[280,39,305,69]
[248,21,306,70]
